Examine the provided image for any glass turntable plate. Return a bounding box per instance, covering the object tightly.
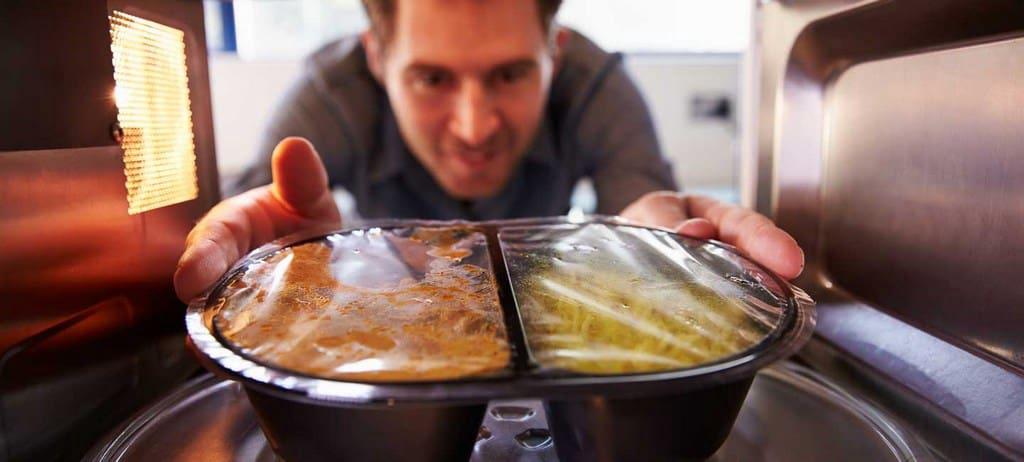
[87,362,931,461]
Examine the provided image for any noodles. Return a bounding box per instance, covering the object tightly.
[517,264,768,374]
[501,223,775,375]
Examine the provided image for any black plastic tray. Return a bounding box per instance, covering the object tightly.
[185,216,816,461]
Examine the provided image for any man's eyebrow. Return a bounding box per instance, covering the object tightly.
[402,59,538,75]
[489,58,538,73]
[404,63,451,74]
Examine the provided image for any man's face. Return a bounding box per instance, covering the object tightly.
[366,0,557,200]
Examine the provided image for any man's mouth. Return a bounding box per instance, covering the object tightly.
[451,148,498,170]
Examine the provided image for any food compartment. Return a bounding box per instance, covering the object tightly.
[499,221,796,461]
[499,222,786,375]
[211,225,513,381]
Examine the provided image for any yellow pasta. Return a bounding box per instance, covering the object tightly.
[518,262,768,374]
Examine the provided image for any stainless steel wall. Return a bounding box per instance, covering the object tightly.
[750,0,1024,459]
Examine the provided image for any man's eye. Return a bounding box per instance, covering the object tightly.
[496,67,528,84]
[415,71,450,89]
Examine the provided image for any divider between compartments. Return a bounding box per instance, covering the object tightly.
[482,225,532,375]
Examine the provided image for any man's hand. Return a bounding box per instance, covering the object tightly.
[620,192,804,280]
[174,137,341,302]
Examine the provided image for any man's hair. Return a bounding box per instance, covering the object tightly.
[360,0,563,43]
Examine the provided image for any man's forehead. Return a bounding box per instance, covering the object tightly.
[388,0,548,70]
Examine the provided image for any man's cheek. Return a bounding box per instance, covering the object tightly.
[408,111,446,157]
[507,106,544,151]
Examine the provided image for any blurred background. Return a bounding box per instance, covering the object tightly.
[202,0,753,210]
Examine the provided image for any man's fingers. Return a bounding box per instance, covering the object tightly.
[739,224,804,280]
[675,218,717,239]
[718,206,771,244]
[173,196,259,302]
[620,191,688,230]
[684,195,721,218]
[684,195,804,279]
[174,237,230,302]
[173,138,343,302]
[271,137,341,222]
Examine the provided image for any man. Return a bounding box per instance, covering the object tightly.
[173,0,803,301]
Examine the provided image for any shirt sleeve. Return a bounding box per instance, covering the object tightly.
[227,73,354,197]
[575,60,678,215]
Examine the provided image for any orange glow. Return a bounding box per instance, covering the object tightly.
[110,11,198,215]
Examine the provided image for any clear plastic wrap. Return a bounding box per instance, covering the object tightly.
[499,222,787,375]
[211,226,511,382]
[188,216,814,403]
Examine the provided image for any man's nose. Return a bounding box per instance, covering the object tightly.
[449,81,500,147]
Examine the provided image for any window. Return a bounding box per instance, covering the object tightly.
[559,0,751,53]
[205,0,751,58]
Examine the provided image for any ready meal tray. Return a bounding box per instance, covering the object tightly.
[185,216,815,462]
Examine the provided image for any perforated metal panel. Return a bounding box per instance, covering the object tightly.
[110,10,198,214]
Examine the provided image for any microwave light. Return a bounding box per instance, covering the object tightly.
[110,10,198,215]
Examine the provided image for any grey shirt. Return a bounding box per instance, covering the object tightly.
[233,31,676,220]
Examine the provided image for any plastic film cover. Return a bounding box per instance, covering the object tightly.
[212,226,511,382]
[500,222,787,375]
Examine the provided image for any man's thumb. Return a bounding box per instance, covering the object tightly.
[270,137,340,221]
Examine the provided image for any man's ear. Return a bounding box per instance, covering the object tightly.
[552,26,570,75]
[361,31,385,83]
